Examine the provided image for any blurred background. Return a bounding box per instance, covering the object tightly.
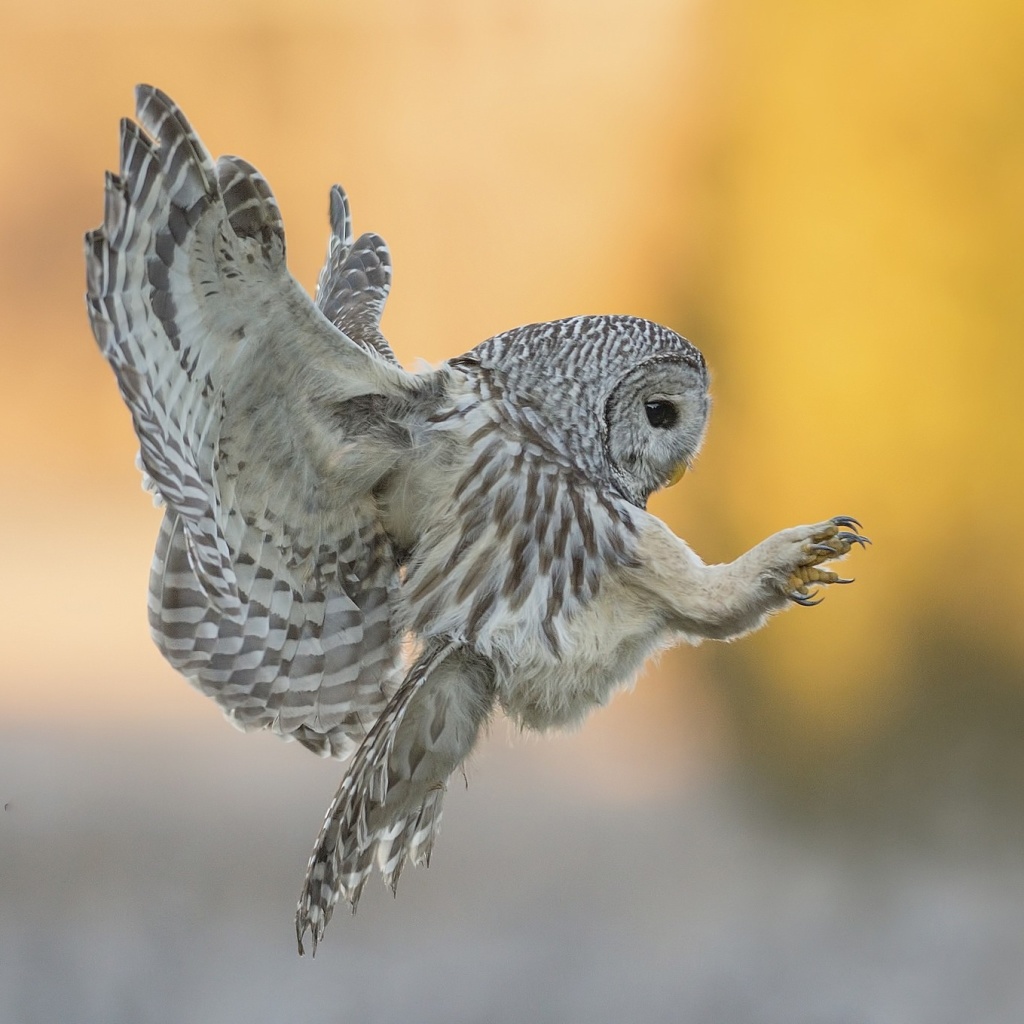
[2,1,1023,1021]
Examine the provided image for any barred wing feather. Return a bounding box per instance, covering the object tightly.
[315,183,399,365]
[85,85,416,757]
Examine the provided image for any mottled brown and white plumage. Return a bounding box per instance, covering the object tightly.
[85,86,868,955]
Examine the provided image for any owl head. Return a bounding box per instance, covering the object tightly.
[603,349,710,505]
[463,315,710,508]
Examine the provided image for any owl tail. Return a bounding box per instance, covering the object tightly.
[295,640,495,955]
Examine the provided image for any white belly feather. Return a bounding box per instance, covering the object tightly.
[492,570,671,731]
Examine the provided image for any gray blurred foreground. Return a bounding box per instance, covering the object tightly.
[2,707,1024,1024]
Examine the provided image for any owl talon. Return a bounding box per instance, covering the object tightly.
[782,516,868,607]
[806,543,836,556]
[835,531,871,548]
[830,515,862,530]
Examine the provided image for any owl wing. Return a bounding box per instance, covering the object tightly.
[86,85,423,757]
[314,184,400,366]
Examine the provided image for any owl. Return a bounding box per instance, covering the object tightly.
[85,86,867,955]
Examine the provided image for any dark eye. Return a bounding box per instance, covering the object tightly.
[644,400,678,429]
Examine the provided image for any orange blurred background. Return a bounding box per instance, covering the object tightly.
[3,1,1024,1018]
[3,0,1021,757]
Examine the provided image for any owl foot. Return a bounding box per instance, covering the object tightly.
[784,516,869,606]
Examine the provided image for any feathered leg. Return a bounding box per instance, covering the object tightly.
[632,515,868,641]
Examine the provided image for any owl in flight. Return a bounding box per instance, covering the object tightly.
[85,86,867,954]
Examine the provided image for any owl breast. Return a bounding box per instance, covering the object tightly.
[395,375,656,732]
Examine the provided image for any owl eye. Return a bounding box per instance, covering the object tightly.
[644,400,678,429]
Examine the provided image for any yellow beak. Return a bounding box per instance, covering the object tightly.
[666,463,687,487]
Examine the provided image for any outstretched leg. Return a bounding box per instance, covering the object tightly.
[296,639,495,954]
[632,515,869,642]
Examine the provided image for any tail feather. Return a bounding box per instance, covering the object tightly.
[295,642,495,955]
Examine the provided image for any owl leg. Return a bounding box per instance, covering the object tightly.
[295,639,495,955]
[635,515,868,642]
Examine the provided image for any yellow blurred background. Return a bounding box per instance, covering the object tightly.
[3,0,1021,753]
[2,2,1024,1016]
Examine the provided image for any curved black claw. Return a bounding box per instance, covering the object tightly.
[789,590,824,607]
[807,543,838,556]
[836,531,871,548]
[831,515,863,530]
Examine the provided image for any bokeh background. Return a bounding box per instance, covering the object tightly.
[2,2,1023,1021]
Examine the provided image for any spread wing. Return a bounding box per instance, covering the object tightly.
[314,184,399,366]
[86,85,424,758]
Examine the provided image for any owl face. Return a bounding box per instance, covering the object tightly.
[604,356,710,506]
[464,314,709,507]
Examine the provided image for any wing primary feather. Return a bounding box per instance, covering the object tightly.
[314,184,399,365]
